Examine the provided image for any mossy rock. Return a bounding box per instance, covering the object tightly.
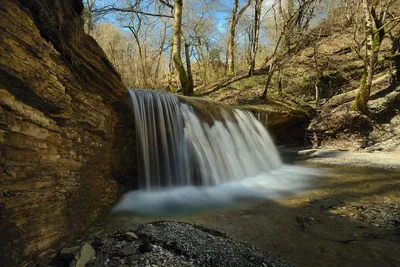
[178,96,236,125]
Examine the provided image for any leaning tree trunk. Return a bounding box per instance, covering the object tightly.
[172,0,190,95]
[352,0,384,113]
[261,32,283,100]
[261,62,276,101]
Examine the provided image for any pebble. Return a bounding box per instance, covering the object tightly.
[118,246,136,256]
[124,232,138,241]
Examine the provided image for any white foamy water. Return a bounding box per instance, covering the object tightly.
[112,89,318,218]
[113,166,315,217]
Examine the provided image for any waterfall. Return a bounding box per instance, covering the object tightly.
[113,89,316,217]
[180,102,282,185]
[129,89,191,189]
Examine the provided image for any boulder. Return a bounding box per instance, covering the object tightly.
[69,243,96,267]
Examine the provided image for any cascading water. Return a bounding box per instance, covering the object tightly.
[181,102,282,185]
[129,90,191,189]
[113,89,316,217]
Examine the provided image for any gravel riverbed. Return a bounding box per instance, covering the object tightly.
[296,149,400,170]
[51,221,292,267]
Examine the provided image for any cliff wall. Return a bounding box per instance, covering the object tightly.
[0,0,130,265]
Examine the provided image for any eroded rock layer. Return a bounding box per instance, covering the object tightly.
[0,0,129,265]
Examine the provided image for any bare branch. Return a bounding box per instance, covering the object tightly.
[158,0,174,10]
[235,0,252,27]
[92,5,174,18]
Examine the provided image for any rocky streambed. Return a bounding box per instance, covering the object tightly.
[35,163,400,267]
[43,221,291,267]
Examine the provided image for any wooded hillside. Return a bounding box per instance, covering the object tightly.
[83,0,400,114]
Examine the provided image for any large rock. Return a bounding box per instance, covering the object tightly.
[307,86,400,150]
[70,243,96,267]
[179,96,312,146]
[0,0,132,265]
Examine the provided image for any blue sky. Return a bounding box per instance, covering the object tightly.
[97,0,247,33]
[93,0,280,50]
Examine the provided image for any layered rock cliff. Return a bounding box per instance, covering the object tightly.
[0,0,131,265]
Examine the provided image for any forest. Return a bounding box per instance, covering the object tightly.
[83,0,400,113]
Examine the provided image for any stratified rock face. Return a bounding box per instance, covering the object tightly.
[0,0,128,265]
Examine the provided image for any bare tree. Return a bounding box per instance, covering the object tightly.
[227,0,252,75]
[154,21,169,85]
[82,0,106,34]
[352,0,400,113]
[261,0,319,100]
[249,0,264,76]
[172,0,191,95]
[124,17,149,87]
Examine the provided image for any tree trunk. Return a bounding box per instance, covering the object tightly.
[227,0,239,75]
[154,22,167,86]
[172,0,190,95]
[277,0,286,47]
[315,82,320,104]
[314,30,322,105]
[261,63,276,101]
[127,26,148,87]
[185,42,194,95]
[246,25,253,65]
[168,44,174,91]
[249,0,263,76]
[84,0,95,35]
[227,0,251,75]
[392,34,400,87]
[277,69,283,97]
[352,1,384,113]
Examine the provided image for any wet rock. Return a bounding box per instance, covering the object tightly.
[139,241,153,254]
[296,215,315,230]
[91,237,103,250]
[70,243,96,267]
[119,245,136,256]
[124,232,138,241]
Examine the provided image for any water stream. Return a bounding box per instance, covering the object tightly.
[113,89,317,217]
